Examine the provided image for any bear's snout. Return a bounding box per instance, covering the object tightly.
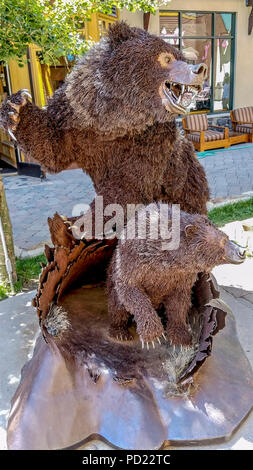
[224,240,246,265]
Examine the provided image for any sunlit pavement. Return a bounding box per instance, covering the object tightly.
[0,290,38,450]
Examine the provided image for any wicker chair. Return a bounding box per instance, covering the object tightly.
[230,107,253,143]
[182,114,229,152]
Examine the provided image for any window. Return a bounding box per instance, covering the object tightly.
[108,6,118,18]
[160,11,236,113]
[98,18,114,38]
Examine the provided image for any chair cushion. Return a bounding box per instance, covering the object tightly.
[185,114,208,131]
[187,130,225,142]
[233,107,253,123]
[235,124,253,134]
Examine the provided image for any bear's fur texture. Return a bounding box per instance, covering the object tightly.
[0,22,209,224]
[107,203,245,346]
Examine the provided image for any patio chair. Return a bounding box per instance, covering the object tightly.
[182,114,229,152]
[230,106,253,143]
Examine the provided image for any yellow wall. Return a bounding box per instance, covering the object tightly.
[8,60,30,93]
[1,61,31,165]
[86,13,100,41]
[8,48,46,107]
[28,45,48,107]
[120,1,253,109]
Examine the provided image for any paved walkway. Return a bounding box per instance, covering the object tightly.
[3,143,253,253]
[3,170,95,254]
[199,143,253,201]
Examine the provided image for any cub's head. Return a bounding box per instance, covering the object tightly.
[64,22,207,136]
[183,215,246,271]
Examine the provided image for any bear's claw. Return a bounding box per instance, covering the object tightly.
[6,89,31,138]
[140,332,167,350]
[7,128,17,141]
[8,111,19,122]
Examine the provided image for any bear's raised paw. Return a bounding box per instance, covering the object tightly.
[0,89,31,140]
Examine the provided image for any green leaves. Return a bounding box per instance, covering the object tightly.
[0,0,169,65]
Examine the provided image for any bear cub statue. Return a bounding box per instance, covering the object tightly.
[107,203,246,347]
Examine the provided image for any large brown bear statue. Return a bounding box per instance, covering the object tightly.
[0,22,209,229]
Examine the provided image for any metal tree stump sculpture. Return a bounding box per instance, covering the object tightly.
[7,214,253,450]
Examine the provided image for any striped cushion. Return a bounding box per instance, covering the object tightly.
[185,114,208,131]
[233,106,253,123]
[235,124,253,134]
[187,130,225,142]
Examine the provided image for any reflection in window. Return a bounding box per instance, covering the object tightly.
[160,12,179,37]
[182,12,212,36]
[182,39,212,112]
[215,13,232,36]
[159,11,235,113]
[162,37,180,47]
[214,39,231,111]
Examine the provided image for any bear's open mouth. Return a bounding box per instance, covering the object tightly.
[163,81,202,113]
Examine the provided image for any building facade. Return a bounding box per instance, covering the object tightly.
[121,1,253,113]
[1,2,253,171]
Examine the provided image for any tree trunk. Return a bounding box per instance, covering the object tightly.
[0,177,17,285]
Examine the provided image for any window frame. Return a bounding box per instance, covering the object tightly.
[159,10,236,114]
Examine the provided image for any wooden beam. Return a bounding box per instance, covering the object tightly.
[143,12,150,31]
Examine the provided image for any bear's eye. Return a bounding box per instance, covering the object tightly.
[158,52,175,68]
[166,54,174,64]
[220,236,229,247]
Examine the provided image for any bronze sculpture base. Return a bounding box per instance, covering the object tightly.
[7,286,253,450]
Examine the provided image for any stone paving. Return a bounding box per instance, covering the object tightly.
[3,169,95,254]
[199,144,253,200]
[3,143,253,253]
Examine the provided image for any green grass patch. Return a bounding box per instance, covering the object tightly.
[0,254,47,300]
[0,284,9,300]
[208,197,253,227]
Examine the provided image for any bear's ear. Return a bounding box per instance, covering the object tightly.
[108,21,142,48]
[184,224,198,239]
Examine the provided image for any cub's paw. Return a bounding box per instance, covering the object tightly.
[109,326,133,342]
[138,316,166,350]
[0,89,31,140]
[167,324,192,347]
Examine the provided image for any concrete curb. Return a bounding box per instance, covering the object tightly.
[14,240,52,259]
[207,191,253,210]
